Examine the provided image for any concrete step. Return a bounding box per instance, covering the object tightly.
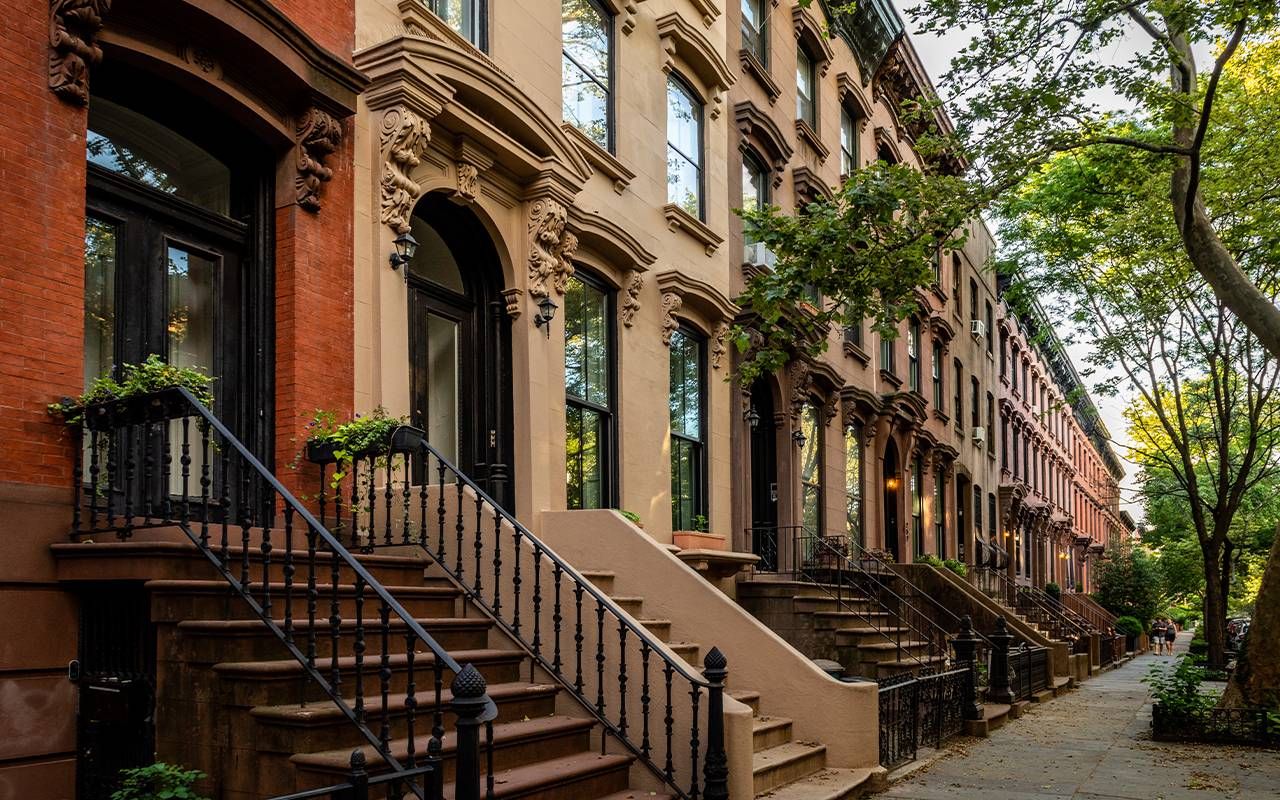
[752,741,827,795]
[729,689,761,716]
[442,751,634,799]
[147,578,460,622]
[754,767,877,800]
[752,715,794,752]
[608,596,645,617]
[811,611,883,630]
[579,570,616,595]
[638,619,672,642]
[833,625,905,647]
[172,616,492,662]
[668,641,700,665]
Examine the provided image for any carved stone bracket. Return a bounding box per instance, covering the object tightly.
[296,107,343,212]
[660,292,683,346]
[49,0,110,105]
[379,106,430,233]
[822,393,839,425]
[527,197,575,299]
[454,161,479,201]
[711,321,729,369]
[502,287,524,319]
[789,360,813,420]
[620,270,643,328]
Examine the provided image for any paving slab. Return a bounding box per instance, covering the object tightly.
[878,632,1280,800]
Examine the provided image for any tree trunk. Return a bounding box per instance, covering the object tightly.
[1201,539,1228,668]
[1221,525,1280,710]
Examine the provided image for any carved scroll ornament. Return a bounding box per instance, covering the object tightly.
[711,321,729,369]
[528,198,575,298]
[660,292,683,346]
[379,107,430,233]
[49,0,110,105]
[620,270,643,328]
[296,107,343,212]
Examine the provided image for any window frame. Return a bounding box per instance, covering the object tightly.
[666,73,706,221]
[799,401,824,534]
[931,340,943,408]
[741,0,769,67]
[796,46,818,129]
[907,319,921,393]
[430,0,487,50]
[839,104,859,176]
[561,0,616,153]
[669,325,708,531]
[844,421,863,546]
[564,270,618,510]
[881,332,896,376]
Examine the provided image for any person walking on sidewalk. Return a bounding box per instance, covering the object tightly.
[1152,618,1167,655]
[1164,618,1177,654]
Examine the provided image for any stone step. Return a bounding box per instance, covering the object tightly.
[874,655,949,679]
[833,626,910,647]
[793,595,872,613]
[595,791,674,800]
[608,596,645,617]
[738,579,849,600]
[812,611,887,630]
[668,642,700,665]
[442,751,634,799]
[855,641,933,663]
[752,741,827,796]
[147,578,461,621]
[728,689,761,716]
[212,648,528,706]
[637,619,672,642]
[247,681,560,754]
[579,570,616,595]
[173,616,492,663]
[291,715,597,788]
[754,767,877,800]
[752,715,794,753]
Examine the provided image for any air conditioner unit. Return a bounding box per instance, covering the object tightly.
[972,426,987,445]
[971,319,987,339]
[743,241,778,268]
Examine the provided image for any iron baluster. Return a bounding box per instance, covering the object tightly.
[640,642,652,758]
[428,661,444,772]
[473,494,484,597]
[435,457,446,562]
[352,578,367,726]
[106,429,118,531]
[689,684,701,800]
[595,598,606,715]
[617,622,628,736]
[87,428,101,530]
[455,483,464,579]
[160,419,174,519]
[122,424,134,529]
[511,528,522,635]
[401,456,412,546]
[573,583,585,693]
[404,634,417,768]
[491,505,502,617]
[378,600,391,752]
[306,525,319,669]
[531,545,542,663]
[663,662,675,783]
[384,453,394,547]
[332,461,343,550]
[260,518,273,618]
[552,564,563,673]
[283,507,295,644]
[417,461,428,547]
[240,462,252,592]
[329,550,342,692]
[349,457,360,550]
[142,420,155,521]
[178,416,191,523]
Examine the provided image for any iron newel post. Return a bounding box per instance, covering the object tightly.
[987,616,1015,705]
[702,647,730,800]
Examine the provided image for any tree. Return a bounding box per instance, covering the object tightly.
[1093,543,1164,625]
[1222,525,1280,710]
[904,0,1280,359]
[994,32,1280,667]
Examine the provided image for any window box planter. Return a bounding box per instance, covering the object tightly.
[305,425,426,466]
[79,386,194,430]
[672,530,727,551]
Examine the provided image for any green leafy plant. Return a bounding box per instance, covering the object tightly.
[691,514,709,533]
[915,554,944,568]
[1044,582,1061,600]
[1144,656,1216,722]
[617,510,641,525]
[50,355,215,423]
[111,763,209,800]
[942,558,968,578]
[303,407,408,488]
[1114,616,1145,638]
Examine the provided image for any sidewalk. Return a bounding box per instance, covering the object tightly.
[879,632,1280,799]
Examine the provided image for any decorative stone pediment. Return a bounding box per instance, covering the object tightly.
[296,107,343,211]
[836,71,873,120]
[734,100,793,178]
[792,5,834,74]
[656,12,735,119]
[654,270,738,332]
[567,207,657,275]
[792,166,834,204]
[49,0,110,105]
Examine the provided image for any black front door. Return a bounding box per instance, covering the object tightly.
[407,195,513,507]
[74,584,156,800]
[749,380,778,568]
[883,441,900,561]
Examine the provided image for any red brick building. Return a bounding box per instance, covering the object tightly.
[0,1,362,793]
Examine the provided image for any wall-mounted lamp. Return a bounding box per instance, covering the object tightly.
[885,476,900,492]
[746,405,761,430]
[792,429,807,448]
[389,231,419,274]
[533,295,559,337]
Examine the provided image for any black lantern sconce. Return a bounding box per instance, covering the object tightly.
[746,404,761,430]
[792,429,807,447]
[534,295,558,337]
[389,231,419,276]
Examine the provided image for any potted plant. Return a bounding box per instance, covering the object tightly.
[50,354,215,427]
[303,407,424,478]
[672,513,728,551]
[1044,581,1061,601]
[111,763,209,800]
[617,510,644,529]
[942,558,968,578]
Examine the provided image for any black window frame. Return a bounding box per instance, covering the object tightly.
[741,0,769,66]
[430,0,488,50]
[666,72,706,221]
[564,270,618,510]
[931,340,943,408]
[839,104,859,176]
[953,359,964,432]
[561,0,616,153]
[907,318,921,393]
[796,46,818,129]
[669,325,708,531]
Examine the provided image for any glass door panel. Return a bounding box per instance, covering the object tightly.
[165,243,218,494]
[424,312,459,468]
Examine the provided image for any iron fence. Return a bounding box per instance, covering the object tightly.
[877,666,974,768]
[1007,645,1050,702]
[1152,704,1279,748]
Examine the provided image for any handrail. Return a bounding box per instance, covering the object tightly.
[973,566,1091,641]
[310,428,727,800]
[71,388,495,800]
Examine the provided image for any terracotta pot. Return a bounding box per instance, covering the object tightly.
[673,531,727,551]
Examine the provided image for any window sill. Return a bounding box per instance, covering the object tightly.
[931,284,948,304]
[738,49,781,104]
[663,203,723,255]
[932,408,950,424]
[563,124,634,194]
[843,341,870,366]
[879,369,902,389]
[795,119,829,162]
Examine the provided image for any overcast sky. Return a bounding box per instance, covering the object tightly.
[893,2,1149,523]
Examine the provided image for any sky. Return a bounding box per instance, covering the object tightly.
[892,2,1150,523]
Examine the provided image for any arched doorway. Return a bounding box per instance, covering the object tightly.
[883,439,901,561]
[748,379,778,569]
[407,193,514,507]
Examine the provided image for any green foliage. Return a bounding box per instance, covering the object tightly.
[618,510,641,525]
[304,407,407,488]
[1114,616,1145,638]
[1044,582,1061,600]
[111,763,209,800]
[1094,545,1163,625]
[733,162,979,381]
[1144,656,1217,721]
[942,558,967,578]
[50,355,215,423]
[691,514,709,533]
[1168,606,1200,628]
[915,554,944,568]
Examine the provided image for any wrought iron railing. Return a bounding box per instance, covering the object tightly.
[310,430,728,800]
[69,388,496,800]
[970,566,1093,648]
[877,666,974,768]
[1152,704,1280,748]
[1007,645,1051,702]
[1062,592,1117,632]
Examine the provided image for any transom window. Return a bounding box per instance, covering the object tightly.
[430,0,484,48]
[796,48,817,127]
[800,402,823,532]
[670,328,707,530]
[741,0,768,64]
[839,107,858,175]
[565,274,614,509]
[667,75,704,219]
[562,0,613,151]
